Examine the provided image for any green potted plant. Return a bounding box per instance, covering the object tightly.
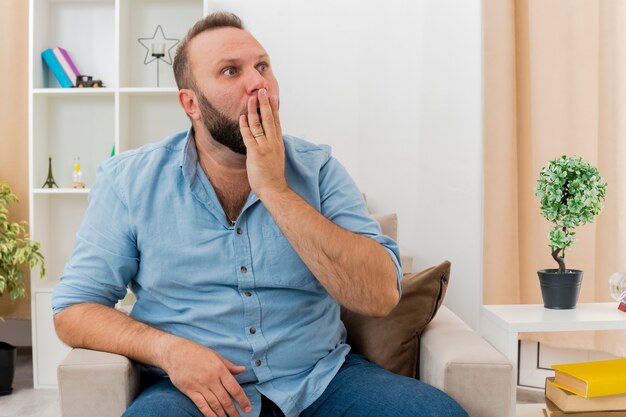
[535,156,607,309]
[0,182,45,395]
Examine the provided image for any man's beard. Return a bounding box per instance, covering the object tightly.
[197,90,247,155]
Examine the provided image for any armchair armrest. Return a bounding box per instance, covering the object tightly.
[419,306,512,417]
[58,348,140,417]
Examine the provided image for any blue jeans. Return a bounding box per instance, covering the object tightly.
[123,353,468,417]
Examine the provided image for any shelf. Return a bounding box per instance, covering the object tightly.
[29,0,205,390]
[32,94,114,189]
[118,92,189,152]
[45,0,111,3]
[33,88,114,96]
[119,87,179,95]
[32,0,116,89]
[33,87,178,95]
[33,188,91,195]
[31,192,89,289]
[119,0,203,88]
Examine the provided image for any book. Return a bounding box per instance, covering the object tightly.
[544,398,626,416]
[52,47,79,86]
[546,377,626,413]
[41,48,72,88]
[52,48,76,86]
[552,358,626,398]
[57,47,80,77]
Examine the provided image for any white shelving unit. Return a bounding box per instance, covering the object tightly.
[29,0,207,388]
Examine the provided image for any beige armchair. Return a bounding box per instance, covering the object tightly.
[57,211,512,417]
[58,305,512,417]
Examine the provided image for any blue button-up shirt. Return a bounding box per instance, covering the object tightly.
[52,129,402,417]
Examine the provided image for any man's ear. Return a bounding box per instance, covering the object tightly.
[178,89,201,121]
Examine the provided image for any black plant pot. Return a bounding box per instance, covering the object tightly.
[0,342,17,396]
[537,269,583,309]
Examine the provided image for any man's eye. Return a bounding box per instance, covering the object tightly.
[223,67,237,76]
[257,63,268,72]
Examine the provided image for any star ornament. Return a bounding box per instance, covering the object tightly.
[138,25,179,65]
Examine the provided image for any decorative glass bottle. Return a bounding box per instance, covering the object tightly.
[71,156,85,188]
[608,271,626,312]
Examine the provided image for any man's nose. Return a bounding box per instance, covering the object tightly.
[245,69,269,95]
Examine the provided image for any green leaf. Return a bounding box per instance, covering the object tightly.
[0,182,46,300]
[536,156,607,254]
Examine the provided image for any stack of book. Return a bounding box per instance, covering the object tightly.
[544,358,626,416]
[41,47,80,88]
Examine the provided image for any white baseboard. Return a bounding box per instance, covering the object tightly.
[0,319,32,346]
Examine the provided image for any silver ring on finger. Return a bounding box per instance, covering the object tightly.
[253,131,265,138]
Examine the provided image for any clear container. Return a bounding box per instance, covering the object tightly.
[608,271,626,302]
[71,156,85,188]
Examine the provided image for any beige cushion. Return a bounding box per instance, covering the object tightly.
[400,253,414,274]
[370,212,414,273]
[341,261,451,378]
[370,212,398,242]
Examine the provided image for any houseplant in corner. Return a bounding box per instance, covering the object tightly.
[535,156,607,309]
[0,182,45,395]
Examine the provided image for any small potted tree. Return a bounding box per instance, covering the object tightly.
[0,182,45,395]
[535,156,607,309]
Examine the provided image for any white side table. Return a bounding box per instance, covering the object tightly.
[480,302,626,417]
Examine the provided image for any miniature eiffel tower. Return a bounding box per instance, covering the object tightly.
[42,157,59,188]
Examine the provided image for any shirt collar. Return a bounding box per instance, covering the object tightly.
[180,127,198,187]
[179,127,261,221]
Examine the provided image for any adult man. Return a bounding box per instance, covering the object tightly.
[52,12,468,417]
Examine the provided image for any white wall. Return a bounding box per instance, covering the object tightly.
[212,0,484,329]
[417,0,483,329]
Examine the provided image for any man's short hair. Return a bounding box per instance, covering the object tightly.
[173,12,244,90]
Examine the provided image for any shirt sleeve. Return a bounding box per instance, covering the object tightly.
[51,162,139,315]
[318,156,403,290]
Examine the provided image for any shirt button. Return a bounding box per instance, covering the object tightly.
[240,266,247,273]
[236,228,243,235]
[244,291,252,297]
[249,327,256,334]
[255,359,262,366]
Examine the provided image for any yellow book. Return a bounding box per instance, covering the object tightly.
[552,358,626,398]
